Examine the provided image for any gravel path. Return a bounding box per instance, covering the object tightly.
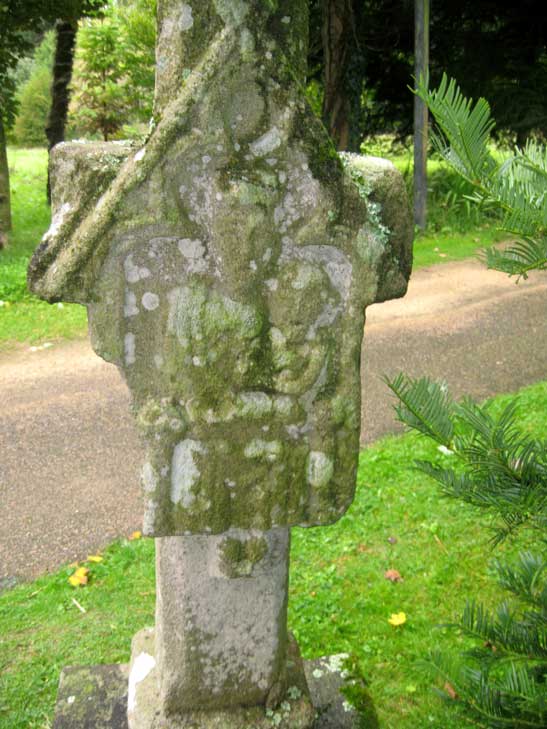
[1,259,546,583]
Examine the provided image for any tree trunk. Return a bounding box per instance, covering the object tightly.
[0,117,11,250]
[322,0,354,151]
[46,19,78,203]
[413,0,430,230]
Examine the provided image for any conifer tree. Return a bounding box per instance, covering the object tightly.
[388,77,547,727]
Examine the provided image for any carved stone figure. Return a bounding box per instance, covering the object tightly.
[37,2,412,727]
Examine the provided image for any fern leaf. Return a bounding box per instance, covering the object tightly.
[385,374,454,445]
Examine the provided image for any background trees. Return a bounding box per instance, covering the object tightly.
[308,0,547,150]
[0,0,102,246]
[68,0,156,141]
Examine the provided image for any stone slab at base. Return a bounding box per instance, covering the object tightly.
[53,657,361,729]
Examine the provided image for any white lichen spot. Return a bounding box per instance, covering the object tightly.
[265,50,273,60]
[124,333,135,365]
[234,142,241,152]
[142,461,157,493]
[326,653,350,676]
[177,238,208,274]
[244,439,282,462]
[278,170,287,184]
[134,147,146,162]
[274,396,293,417]
[202,154,212,165]
[307,451,334,488]
[171,440,206,507]
[250,127,282,157]
[124,290,139,317]
[237,392,273,417]
[128,652,156,712]
[67,696,75,705]
[215,192,223,201]
[42,202,71,243]
[178,238,205,258]
[265,278,278,291]
[124,254,151,284]
[262,248,272,263]
[179,3,194,31]
[312,668,324,679]
[154,354,163,369]
[249,260,257,271]
[266,158,277,166]
[281,15,291,23]
[142,292,160,311]
[192,356,203,367]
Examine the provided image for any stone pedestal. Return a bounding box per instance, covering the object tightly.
[152,531,290,714]
[53,655,362,729]
[123,530,317,727]
[128,628,315,728]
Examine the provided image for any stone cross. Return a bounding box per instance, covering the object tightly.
[31,2,412,727]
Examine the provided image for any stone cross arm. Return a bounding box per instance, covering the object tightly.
[28,0,413,538]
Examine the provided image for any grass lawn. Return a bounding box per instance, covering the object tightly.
[0,147,505,352]
[0,148,87,351]
[1,379,545,728]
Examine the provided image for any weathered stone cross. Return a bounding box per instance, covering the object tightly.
[30,2,412,727]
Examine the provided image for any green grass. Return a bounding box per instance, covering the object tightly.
[0,148,87,350]
[412,226,504,269]
[2,379,546,729]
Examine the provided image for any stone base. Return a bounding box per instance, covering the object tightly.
[126,629,314,728]
[53,656,361,729]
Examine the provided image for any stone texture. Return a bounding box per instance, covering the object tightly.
[37,3,412,727]
[53,655,364,729]
[28,0,412,538]
[53,664,129,729]
[152,530,290,712]
[304,656,362,728]
[127,629,315,728]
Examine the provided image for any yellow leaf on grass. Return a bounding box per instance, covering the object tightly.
[68,567,89,587]
[129,531,142,540]
[388,611,407,627]
[87,555,103,563]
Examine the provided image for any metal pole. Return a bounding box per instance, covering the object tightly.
[414,0,430,230]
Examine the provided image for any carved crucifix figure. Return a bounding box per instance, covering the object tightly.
[32,2,412,727]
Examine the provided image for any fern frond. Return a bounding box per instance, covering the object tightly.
[494,552,547,610]
[428,649,547,727]
[416,73,496,186]
[384,374,454,445]
[460,599,547,659]
[485,238,547,278]
[418,75,547,268]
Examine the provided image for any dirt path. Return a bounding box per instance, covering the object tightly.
[1,259,546,583]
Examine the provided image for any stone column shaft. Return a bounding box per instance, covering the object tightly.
[154,528,290,714]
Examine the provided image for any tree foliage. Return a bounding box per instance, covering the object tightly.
[68,0,156,140]
[386,78,547,727]
[307,1,547,145]
[416,75,547,278]
[0,1,102,129]
[12,33,55,146]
